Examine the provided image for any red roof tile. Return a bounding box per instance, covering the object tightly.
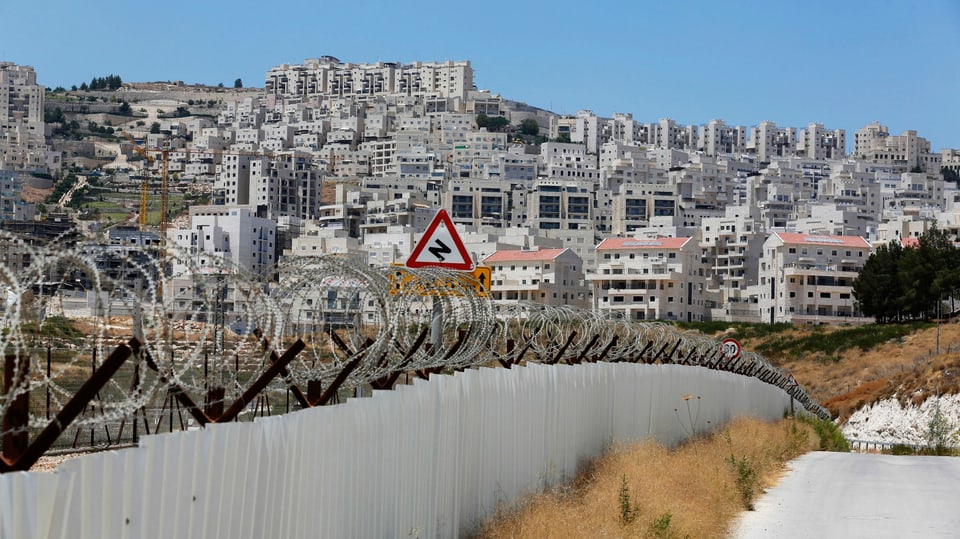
[774,232,870,248]
[901,237,920,248]
[596,237,692,250]
[483,248,570,262]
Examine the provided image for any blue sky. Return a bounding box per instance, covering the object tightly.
[3,0,958,151]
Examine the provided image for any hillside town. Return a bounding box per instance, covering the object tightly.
[3,57,960,325]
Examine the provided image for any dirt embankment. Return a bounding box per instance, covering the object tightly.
[740,323,960,422]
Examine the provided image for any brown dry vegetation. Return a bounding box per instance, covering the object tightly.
[476,418,818,539]
[21,185,53,204]
[739,322,960,422]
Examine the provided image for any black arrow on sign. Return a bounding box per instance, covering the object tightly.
[428,239,451,261]
[478,272,487,289]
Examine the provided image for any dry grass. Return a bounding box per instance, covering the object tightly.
[762,323,960,421]
[476,417,818,539]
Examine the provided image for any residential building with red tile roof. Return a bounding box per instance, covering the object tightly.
[589,236,707,322]
[482,248,588,309]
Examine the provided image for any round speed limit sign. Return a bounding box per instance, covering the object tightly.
[721,338,742,361]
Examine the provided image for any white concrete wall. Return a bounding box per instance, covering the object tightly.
[0,363,792,539]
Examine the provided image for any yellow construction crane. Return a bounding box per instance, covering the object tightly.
[126,133,274,234]
[125,133,169,233]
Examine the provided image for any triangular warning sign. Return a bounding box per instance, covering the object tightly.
[406,209,473,270]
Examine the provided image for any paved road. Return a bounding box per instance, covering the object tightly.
[732,452,960,538]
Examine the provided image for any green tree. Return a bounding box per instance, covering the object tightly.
[477,114,509,132]
[899,225,957,319]
[856,225,960,323]
[853,240,905,323]
[117,101,132,115]
[44,107,65,124]
[942,167,960,184]
[520,118,539,136]
[149,122,161,134]
[234,78,243,88]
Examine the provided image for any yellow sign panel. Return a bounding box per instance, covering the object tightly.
[471,265,492,297]
[388,265,493,298]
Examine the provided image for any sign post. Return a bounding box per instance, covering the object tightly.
[406,210,475,351]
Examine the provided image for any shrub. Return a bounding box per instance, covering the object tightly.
[617,474,638,524]
[797,414,850,452]
[727,454,758,510]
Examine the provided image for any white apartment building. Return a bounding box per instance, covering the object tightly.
[853,122,941,173]
[214,154,268,206]
[476,146,537,182]
[0,170,35,221]
[590,237,705,322]
[219,97,264,129]
[885,172,945,213]
[540,141,601,181]
[166,205,277,322]
[701,208,764,301]
[749,121,797,162]
[397,146,440,179]
[288,222,365,259]
[609,181,680,235]
[170,205,277,276]
[699,119,748,156]
[358,177,441,208]
[249,151,324,220]
[443,178,516,228]
[797,123,846,160]
[0,62,58,173]
[361,139,398,176]
[609,113,640,145]
[941,149,960,177]
[756,232,870,324]
[641,119,697,151]
[549,110,602,154]
[363,225,416,267]
[449,130,509,177]
[747,162,812,229]
[484,248,589,309]
[525,178,595,232]
[265,58,474,102]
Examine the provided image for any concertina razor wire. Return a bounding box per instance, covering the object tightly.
[0,233,829,448]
